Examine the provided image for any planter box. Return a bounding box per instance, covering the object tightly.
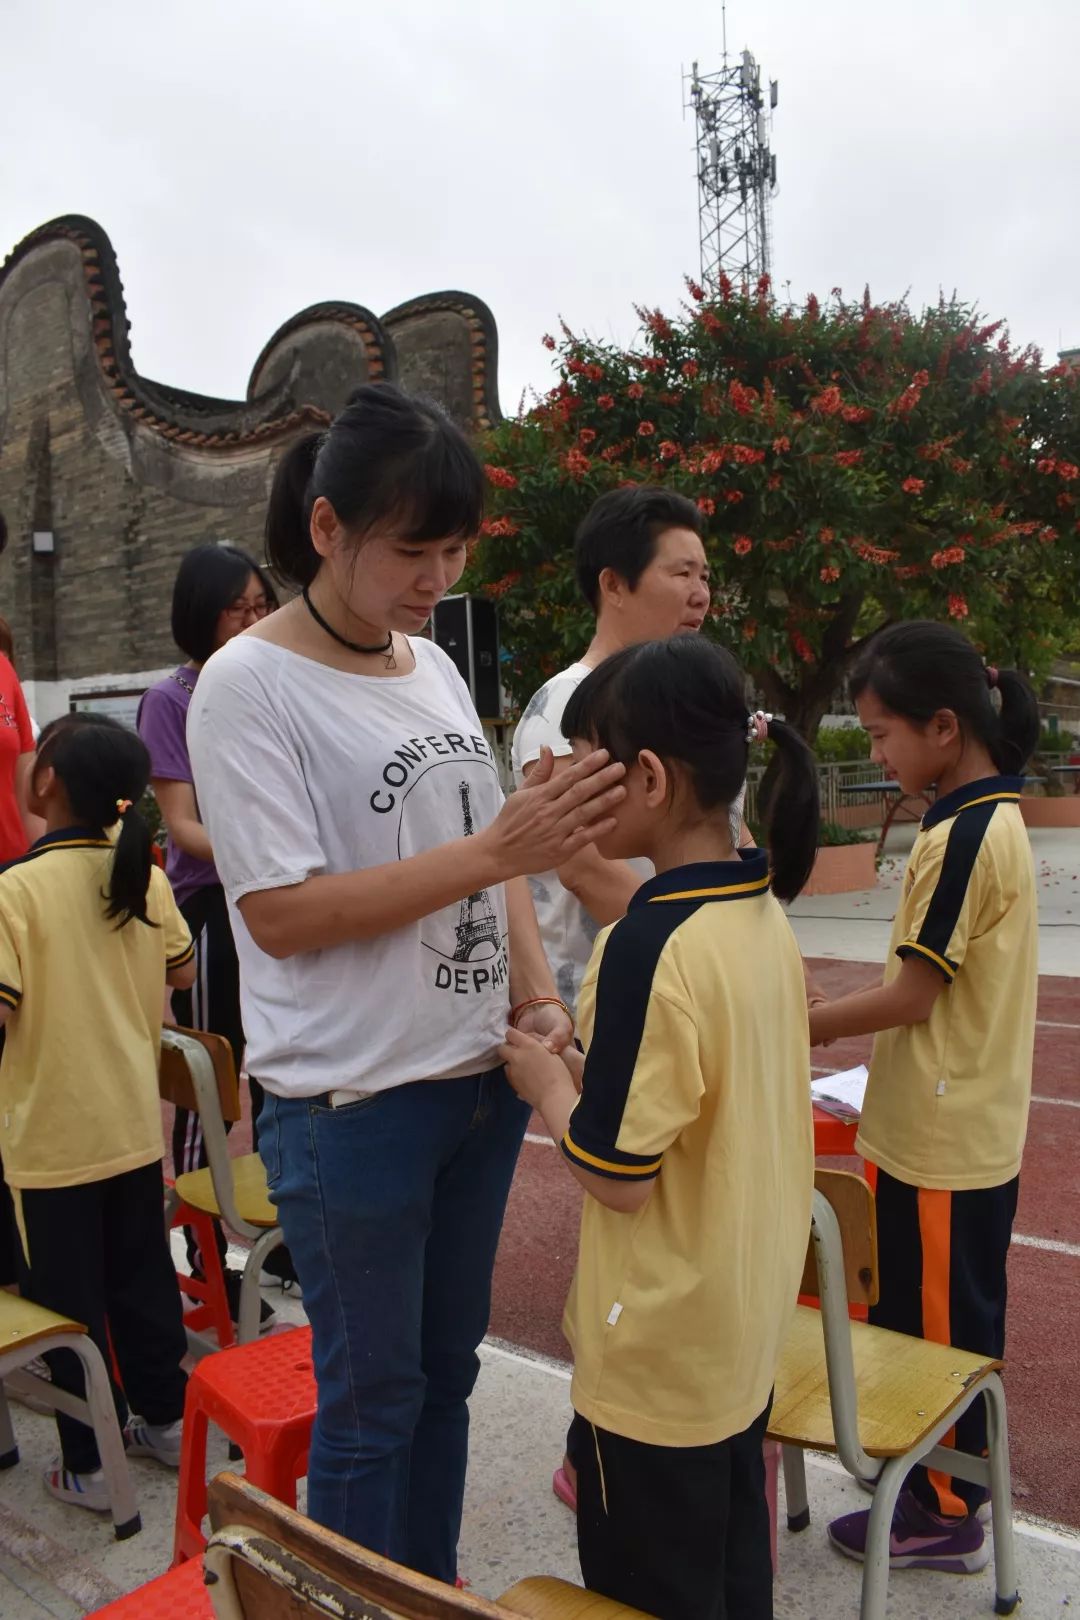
[801,842,878,897]
[1020,796,1080,829]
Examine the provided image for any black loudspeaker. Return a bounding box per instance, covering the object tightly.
[431,594,502,720]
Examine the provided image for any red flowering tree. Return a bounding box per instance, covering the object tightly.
[467,281,1080,741]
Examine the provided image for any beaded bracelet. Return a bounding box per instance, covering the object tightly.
[509,995,575,1031]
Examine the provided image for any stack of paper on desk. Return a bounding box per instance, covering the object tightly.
[810,1064,869,1122]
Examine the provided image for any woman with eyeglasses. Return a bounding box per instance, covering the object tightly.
[137,544,290,1318]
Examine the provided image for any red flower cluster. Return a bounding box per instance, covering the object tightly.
[772,436,791,453]
[646,309,673,340]
[579,428,597,446]
[841,404,873,425]
[893,564,923,580]
[733,536,753,556]
[901,477,925,495]
[686,279,705,302]
[948,594,969,619]
[820,566,841,583]
[729,380,758,416]
[698,310,723,336]
[486,571,522,598]
[891,369,930,417]
[484,464,518,489]
[541,334,556,350]
[743,619,757,642]
[701,449,727,474]
[931,546,965,569]
[480,517,519,537]
[658,440,680,461]
[1037,457,1080,480]
[563,448,591,480]
[834,450,863,468]
[732,444,766,465]
[638,421,656,437]
[682,360,700,379]
[811,385,843,416]
[642,357,667,375]
[791,629,815,664]
[597,394,615,411]
[853,539,900,564]
[725,490,745,504]
[627,382,645,400]
[697,496,716,515]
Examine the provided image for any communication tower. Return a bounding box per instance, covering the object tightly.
[685,8,778,293]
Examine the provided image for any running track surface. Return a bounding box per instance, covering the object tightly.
[179,959,1078,1530]
[486,960,1080,1531]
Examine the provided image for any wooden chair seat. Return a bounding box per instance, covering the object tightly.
[175,1153,278,1228]
[0,1292,87,1353]
[500,1576,653,1617]
[769,1302,1002,1458]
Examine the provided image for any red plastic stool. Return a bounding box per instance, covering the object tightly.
[91,1554,211,1615]
[168,1193,236,1349]
[173,1326,316,1566]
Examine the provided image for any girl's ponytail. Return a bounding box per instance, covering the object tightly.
[106,800,155,928]
[991,667,1040,775]
[265,431,323,588]
[757,717,821,901]
[33,714,156,928]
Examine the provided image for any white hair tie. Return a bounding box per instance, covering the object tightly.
[746,710,772,743]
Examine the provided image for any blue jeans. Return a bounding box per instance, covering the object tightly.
[257,1069,529,1581]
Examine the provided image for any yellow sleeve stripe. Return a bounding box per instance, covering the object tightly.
[167,943,196,969]
[898,940,957,981]
[561,1134,663,1178]
[0,983,21,1009]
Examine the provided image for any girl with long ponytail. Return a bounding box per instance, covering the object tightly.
[810,620,1040,1577]
[0,713,196,1513]
[498,635,818,1619]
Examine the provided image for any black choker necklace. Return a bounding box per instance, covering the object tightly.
[302,588,396,668]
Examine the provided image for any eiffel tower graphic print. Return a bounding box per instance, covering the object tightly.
[453,780,502,961]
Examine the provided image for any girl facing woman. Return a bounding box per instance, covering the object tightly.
[500,635,818,1620]
[809,621,1040,1579]
[0,715,194,1510]
[186,383,625,1582]
[137,543,287,1307]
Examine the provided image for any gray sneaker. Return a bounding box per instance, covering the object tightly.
[124,1417,183,1468]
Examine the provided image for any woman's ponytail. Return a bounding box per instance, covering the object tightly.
[265,432,323,588]
[33,714,156,929]
[758,718,821,902]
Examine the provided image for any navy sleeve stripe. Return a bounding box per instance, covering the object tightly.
[911,800,996,967]
[574,902,700,1160]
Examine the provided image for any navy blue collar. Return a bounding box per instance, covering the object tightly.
[29,825,112,853]
[922,775,1024,830]
[630,849,771,908]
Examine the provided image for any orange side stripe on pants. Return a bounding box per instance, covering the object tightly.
[917,1187,967,1519]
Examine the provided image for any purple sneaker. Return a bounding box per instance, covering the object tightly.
[828,1488,990,1574]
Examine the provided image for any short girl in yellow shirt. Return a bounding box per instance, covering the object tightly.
[810,621,1040,1579]
[0,714,195,1514]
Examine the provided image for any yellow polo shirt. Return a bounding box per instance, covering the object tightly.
[856,776,1037,1191]
[0,829,194,1189]
[562,852,814,1448]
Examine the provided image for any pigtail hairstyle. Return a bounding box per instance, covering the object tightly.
[849,621,1040,775]
[561,636,821,902]
[34,714,156,928]
[264,384,485,588]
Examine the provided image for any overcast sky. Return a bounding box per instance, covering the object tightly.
[2,0,1078,415]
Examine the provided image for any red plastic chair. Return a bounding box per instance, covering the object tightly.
[173,1326,316,1566]
[166,1189,235,1350]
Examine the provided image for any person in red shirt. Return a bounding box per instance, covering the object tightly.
[0,627,41,1288]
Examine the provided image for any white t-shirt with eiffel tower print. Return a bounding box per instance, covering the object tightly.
[188,635,509,1100]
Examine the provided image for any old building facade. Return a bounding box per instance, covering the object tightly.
[0,214,501,725]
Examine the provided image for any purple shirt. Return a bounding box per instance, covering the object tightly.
[137,666,220,908]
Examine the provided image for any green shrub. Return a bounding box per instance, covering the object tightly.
[817,820,878,846]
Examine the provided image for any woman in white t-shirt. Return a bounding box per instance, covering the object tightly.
[187,385,624,1584]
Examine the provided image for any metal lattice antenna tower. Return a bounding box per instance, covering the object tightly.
[685,8,778,293]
